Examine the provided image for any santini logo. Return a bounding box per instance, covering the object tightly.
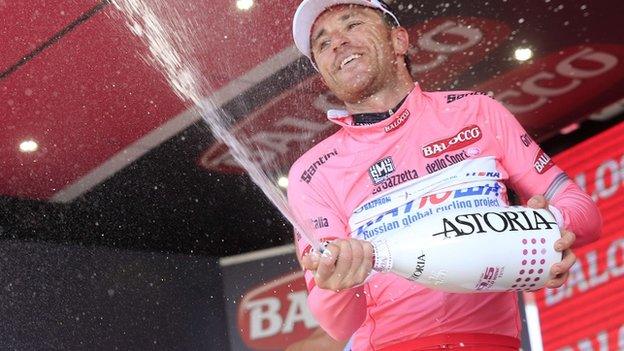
[300,149,338,183]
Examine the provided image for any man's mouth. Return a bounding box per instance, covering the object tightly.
[339,54,362,70]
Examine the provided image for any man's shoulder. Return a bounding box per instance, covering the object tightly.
[288,130,343,181]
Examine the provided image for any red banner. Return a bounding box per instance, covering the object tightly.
[237,271,315,350]
[532,121,624,350]
[475,44,624,140]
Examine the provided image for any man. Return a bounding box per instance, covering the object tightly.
[287,1,601,350]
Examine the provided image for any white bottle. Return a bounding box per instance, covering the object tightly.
[369,206,562,292]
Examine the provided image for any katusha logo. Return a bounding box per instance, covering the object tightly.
[422,125,482,158]
[237,271,318,350]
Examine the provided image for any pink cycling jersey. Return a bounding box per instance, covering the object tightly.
[287,83,601,350]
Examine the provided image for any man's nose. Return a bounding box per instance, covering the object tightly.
[330,31,350,52]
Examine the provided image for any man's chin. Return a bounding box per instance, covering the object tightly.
[333,83,375,103]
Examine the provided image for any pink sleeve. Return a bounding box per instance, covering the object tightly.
[550,181,602,247]
[482,97,562,199]
[482,97,601,247]
[287,163,366,340]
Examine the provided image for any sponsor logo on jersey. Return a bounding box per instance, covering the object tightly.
[534,149,554,174]
[311,216,329,229]
[384,109,410,133]
[422,125,482,158]
[466,171,501,178]
[355,183,502,237]
[432,209,556,239]
[520,133,533,147]
[426,150,472,174]
[353,196,392,214]
[300,149,338,183]
[446,91,490,103]
[358,220,401,239]
[372,169,419,194]
[369,157,395,184]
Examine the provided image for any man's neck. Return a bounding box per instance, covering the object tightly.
[343,78,415,115]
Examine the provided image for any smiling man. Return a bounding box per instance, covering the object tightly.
[287,1,601,350]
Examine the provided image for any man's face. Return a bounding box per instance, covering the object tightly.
[310,5,400,103]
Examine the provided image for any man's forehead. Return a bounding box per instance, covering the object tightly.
[311,5,375,37]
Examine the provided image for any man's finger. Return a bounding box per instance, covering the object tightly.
[301,252,320,271]
[315,243,340,283]
[331,240,353,283]
[559,250,576,272]
[355,242,375,281]
[347,240,365,280]
[547,270,570,288]
[554,250,576,275]
[555,230,576,252]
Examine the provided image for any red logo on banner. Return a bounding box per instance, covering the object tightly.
[406,17,511,90]
[237,271,316,350]
[199,76,337,174]
[475,44,624,139]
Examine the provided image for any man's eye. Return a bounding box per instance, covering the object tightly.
[347,21,362,30]
[319,40,330,51]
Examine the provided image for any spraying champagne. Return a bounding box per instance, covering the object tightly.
[369,206,561,292]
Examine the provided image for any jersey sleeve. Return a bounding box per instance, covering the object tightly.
[549,180,602,247]
[287,162,367,341]
[482,97,601,246]
[481,97,561,199]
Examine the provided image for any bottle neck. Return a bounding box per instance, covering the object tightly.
[371,239,392,272]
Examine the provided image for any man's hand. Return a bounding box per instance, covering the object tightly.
[301,238,374,292]
[527,195,577,288]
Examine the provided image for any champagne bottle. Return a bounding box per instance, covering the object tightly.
[369,206,562,292]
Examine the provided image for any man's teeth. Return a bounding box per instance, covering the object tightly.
[340,54,362,69]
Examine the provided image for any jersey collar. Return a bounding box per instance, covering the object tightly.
[326,83,424,136]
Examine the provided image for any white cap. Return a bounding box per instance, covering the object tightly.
[292,0,400,60]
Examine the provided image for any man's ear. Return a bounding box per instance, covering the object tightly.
[391,26,410,56]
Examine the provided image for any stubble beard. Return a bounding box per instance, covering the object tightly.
[336,61,397,105]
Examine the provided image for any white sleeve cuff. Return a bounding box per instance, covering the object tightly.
[548,204,565,228]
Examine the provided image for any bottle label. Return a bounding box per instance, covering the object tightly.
[370,206,561,292]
